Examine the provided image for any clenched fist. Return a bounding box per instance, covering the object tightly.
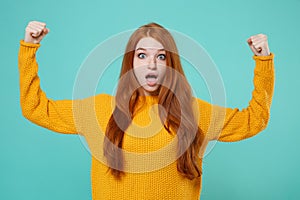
[247,34,270,56]
[24,21,49,44]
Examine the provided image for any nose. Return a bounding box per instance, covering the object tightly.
[147,56,157,70]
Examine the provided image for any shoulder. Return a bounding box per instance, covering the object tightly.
[81,93,114,104]
[192,97,212,110]
[80,93,115,114]
[95,93,114,103]
[79,94,115,125]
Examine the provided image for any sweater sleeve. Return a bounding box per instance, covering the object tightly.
[198,53,275,142]
[18,40,82,134]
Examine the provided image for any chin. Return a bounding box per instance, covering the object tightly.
[143,86,160,96]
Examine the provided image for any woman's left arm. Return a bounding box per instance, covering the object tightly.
[204,34,275,142]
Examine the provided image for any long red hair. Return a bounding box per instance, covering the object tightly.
[103,23,205,180]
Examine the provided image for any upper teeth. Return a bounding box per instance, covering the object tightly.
[146,75,157,78]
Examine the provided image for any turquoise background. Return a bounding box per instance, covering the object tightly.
[1,0,299,199]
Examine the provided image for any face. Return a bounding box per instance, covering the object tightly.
[133,37,167,95]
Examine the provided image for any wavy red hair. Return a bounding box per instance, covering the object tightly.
[103,23,205,180]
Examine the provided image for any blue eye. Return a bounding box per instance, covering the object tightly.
[157,54,166,60]
[138,53,146,59]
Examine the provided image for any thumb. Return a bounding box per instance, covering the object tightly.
[249,44,259,54]
[247,38,261,55]
[42,28,50,36]
[247,38,252,45]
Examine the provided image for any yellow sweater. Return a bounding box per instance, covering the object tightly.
[18,40,275,200]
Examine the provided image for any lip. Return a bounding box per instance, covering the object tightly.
[145,72,158,79]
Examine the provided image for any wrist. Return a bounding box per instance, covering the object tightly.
[253,53,274,61]
[20,40,41,48]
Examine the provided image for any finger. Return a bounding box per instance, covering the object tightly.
[29,21,46,29]
[252,45,262,53]
[28,28,42,37]
[252,38,264,45]
[249,44,258,54]
[247,38,252,45]
[40,28,49,37]
[248,34,269,55]
[256,47,262,53]
[29,22,46,32]
[27,24,47,37]
[251,42,263,53]
[43,28,50,34]
[251,38,266,45]
[252,33,264,38]
[251,34,267,43]
[32,21,46,27]
[26,25,40,36]
[252,40,266,52]
[249,43,263,55]
[252,41,265,49]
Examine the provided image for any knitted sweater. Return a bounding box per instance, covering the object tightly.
[18,40,275,200]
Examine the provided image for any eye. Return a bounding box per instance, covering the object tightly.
[157,54,166,60]
[138,53,146,59]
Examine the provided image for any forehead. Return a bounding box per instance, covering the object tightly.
[135,37,164,50]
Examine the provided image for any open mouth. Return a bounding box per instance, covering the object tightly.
[145,73,158,86]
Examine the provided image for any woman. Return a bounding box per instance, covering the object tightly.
[18,21,274,199]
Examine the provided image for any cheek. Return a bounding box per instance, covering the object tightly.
[133,57,138,68]
[157,59,167,67]
[160,68,166,78]
[133,66,143,81]
[133,57,146,68]
[133,59,142,77]
[158,63,167,76]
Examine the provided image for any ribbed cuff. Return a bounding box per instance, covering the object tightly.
[19,40,41,59]
[253,53,274,61]
[20,40,41,48]
[253,53,274,74]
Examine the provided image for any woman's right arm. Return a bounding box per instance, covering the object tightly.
[18,21,81,134]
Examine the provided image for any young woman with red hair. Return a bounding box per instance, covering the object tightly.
[18,21,274,199]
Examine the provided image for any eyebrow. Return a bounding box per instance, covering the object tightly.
[135,47,165,52]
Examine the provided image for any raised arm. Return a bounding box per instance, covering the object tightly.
[198,34,275,142]
[19,21,81,134]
